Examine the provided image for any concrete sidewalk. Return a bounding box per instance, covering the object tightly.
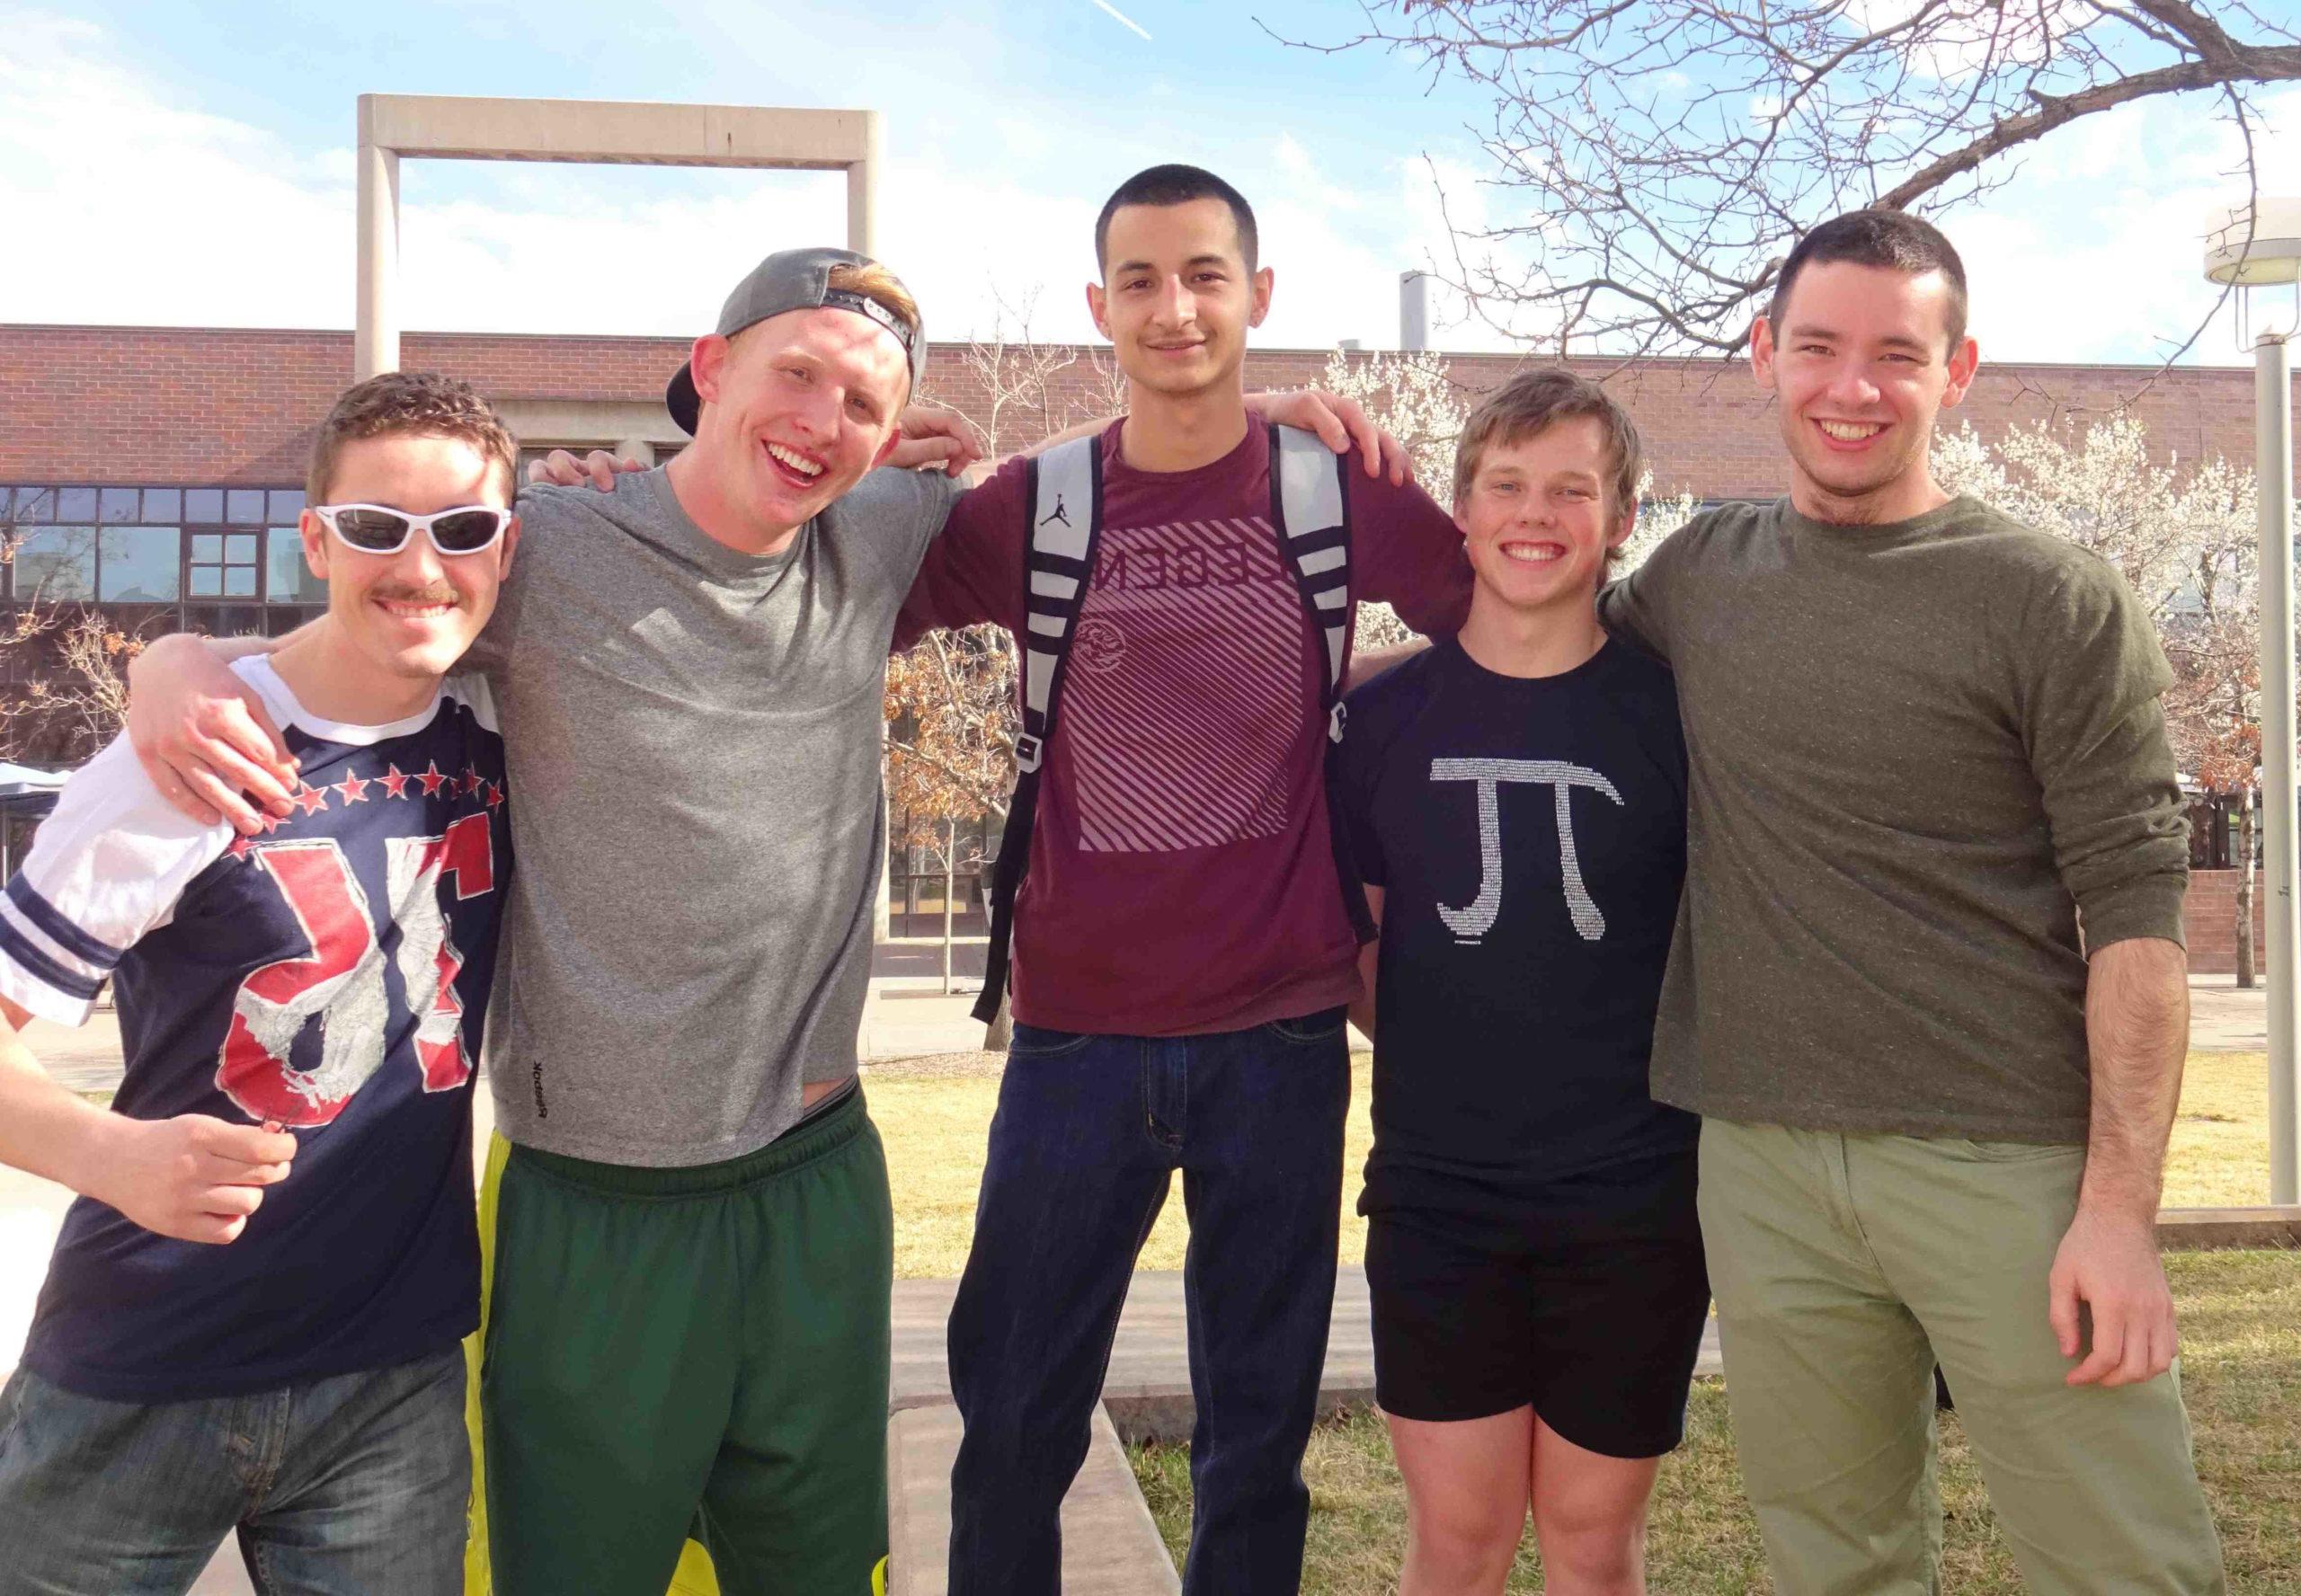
[2189,971,2270,1051]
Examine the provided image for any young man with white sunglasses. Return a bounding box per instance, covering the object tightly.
[0,370,519,1593]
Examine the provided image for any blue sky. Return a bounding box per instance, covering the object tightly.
[5,2,2296,366]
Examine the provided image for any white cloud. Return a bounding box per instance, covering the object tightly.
[0,12,353,326]
[1949,86,2301,365]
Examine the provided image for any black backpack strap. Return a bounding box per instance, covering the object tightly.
[975,435,1102,1024]
[1267,424,1376,944]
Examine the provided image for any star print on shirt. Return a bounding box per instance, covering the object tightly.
[378,765,412,800]
[333,773,371,804]
[292,785,330,817]
[227,836,254,862]
[486,783,505,810]
[418,762,449,797]
[458,768,483,797]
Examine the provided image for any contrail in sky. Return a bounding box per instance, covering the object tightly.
[1089,0,1152,40]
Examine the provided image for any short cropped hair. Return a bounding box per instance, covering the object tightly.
[1095,164,1259,273]
[307,371,519,506]
[1767,209,1968,351]
[1453,368,1644,533]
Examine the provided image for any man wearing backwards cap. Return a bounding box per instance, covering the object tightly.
[130,245,965,1596]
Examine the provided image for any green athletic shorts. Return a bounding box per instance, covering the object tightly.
[473,1084,894,1596]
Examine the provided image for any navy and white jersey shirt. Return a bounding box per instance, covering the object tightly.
[0,657,509,1401]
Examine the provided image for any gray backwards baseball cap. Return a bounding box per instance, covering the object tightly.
[665,245,927,435]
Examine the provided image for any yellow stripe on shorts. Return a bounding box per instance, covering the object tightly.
[463,1129,724,1596]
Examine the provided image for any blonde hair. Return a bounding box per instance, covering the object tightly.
[827,262,922,344]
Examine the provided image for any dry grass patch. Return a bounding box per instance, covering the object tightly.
[2166,1051,2274,1209]
[875,1050,2275,1276]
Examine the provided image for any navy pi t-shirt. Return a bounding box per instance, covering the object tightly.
[1335,636,1695,1229]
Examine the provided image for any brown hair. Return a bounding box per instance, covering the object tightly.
[1766,208,1968,352]
[306,371,519,504]
[1453,368,1644,536]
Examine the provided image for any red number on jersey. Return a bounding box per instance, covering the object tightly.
[385,813,496,1092]
[216,815,500,1126]
[217,839,388,1127]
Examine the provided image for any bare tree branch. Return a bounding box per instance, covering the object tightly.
[1269,0,2299,356]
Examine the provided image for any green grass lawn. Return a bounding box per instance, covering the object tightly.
[1127,1248,2301,1593]
[872,1049,2280,1278]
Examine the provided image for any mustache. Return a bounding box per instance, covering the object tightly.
[369,586,462,606]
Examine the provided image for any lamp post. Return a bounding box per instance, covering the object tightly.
[2205,198,2301,1203]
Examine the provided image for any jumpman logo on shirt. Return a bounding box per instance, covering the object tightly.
[1039,495,1072,530]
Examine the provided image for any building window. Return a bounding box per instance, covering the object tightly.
[0,483,319,624]
[13,528,97,602]
[98,527,182,603]
[266,528,324,604]
[189,532,261,597]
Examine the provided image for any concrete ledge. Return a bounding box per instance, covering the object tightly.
[2158,1206,2301,1250]
[888,1402,1178,1596]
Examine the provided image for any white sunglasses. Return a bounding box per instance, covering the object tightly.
[312,503,511,556]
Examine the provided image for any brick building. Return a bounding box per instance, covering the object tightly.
[3,323,2295,953]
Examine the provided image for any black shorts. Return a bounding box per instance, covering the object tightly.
[1365,1161,1710,1458]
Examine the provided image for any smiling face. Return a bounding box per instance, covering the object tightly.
[1454,416,1633,615]
[1753,259,1980,524]
[302,431,518,686]
[684,305,911,549]
[1088,197,1273,401]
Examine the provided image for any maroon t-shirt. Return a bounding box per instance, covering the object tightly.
[896,421,1470,1035]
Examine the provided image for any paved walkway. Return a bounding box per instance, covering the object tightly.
[2189,972,2270,1051]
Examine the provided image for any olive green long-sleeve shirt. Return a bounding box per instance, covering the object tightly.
[1600,494,2188,1142]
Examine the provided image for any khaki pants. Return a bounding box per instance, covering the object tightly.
[1698,1119,2226,1596]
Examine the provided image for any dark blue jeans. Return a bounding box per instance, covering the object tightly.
[0,1349,468,1595]
[946,1007,1351,1596]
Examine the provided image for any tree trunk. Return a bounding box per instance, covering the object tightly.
[2237,787,2258,989]
[941,819,955,996]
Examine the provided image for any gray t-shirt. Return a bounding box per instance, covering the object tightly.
[472,465,960,1166]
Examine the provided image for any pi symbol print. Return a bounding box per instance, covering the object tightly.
[1429,758,1622,944]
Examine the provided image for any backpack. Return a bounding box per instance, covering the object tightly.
[972,421,1370,1024]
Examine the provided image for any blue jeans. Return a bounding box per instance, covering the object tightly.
[0,1349,468,1596]
[946,1007,1352,1596]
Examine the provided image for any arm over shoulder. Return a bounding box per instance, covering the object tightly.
[2015,554,2188,949]
[893,457,1029,653]
[1346,473,1470,638]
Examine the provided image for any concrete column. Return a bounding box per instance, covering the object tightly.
[847,111,882,258]
[1399,271,1431,351]
[2258,331,2298,1204]
[354,106,401,381]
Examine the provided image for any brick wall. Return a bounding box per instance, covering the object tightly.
[2184,868,2267,976]
[4,323,2294,499]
